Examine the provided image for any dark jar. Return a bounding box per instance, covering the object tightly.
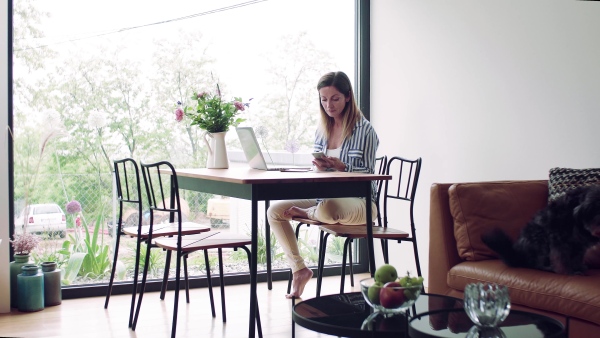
[17,264,45,312]
[41,262,62,306]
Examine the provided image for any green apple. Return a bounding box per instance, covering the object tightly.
[368,281,383,304]
[374,264,398,284]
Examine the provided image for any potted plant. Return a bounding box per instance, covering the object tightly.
[9,232,41,307]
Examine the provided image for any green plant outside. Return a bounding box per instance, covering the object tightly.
[78,213,111,278]
[122,240,166,279]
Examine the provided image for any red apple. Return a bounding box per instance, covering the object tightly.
[379,282,406,308]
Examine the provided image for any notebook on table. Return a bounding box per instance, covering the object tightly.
[235,127,312,172]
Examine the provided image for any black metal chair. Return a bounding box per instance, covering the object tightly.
[104,158,143,328]
[287,155,388,294]
[105,158,211,328]
[133,160,261,338]
[314,156,423,297]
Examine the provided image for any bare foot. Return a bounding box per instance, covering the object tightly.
[285,267,313,299]
[284,206,309,219]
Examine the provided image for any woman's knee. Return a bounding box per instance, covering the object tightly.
[267,200,294,222]
[315,198,369,224]
[315,199,346,223]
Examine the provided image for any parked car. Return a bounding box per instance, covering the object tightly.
[14,203,67,238]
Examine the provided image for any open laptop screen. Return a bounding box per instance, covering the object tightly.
[235,127,270,170]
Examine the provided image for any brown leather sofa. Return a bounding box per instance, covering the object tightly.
[429,180,600,338]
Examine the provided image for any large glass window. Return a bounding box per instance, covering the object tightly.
[12,0,356,291]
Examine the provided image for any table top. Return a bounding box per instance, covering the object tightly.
[293,292,462,338]
[174,167,391,185]
[293,292,565,338]
[410,308,565,338]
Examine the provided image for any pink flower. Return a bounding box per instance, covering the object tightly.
[175,106,184,122]
[10,233,41,255]
[234,101,245,111]
[75,216,81,228]
[197,92,207,99]
[66,200,82,214]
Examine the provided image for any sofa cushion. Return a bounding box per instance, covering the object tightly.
[449,180,548,261]
[548,167,600,202]
[447,260,600,326]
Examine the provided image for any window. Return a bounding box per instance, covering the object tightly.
[12,0,367,296]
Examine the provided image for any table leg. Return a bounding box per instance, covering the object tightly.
[249,196,258,338]
[365,182,376,277]
[265,200,272,290]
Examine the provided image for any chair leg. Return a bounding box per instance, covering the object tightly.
[348,239,354,287]
[381,238,389,264]
[104,221,123,309]
[160,249,172,300]
[205,250,216,317]
[127,236,142,328]
[218,248,227,322]
[340,238,350,294]
[184,255,190,303]
[132,241,152,330]
[413,240,422,277]
[170,252,182,338]
[316,231,329,298]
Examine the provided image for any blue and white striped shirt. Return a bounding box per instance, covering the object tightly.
[313,116,380,201]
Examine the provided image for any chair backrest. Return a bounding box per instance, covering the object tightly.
[382,156,422,230]
[374,155,388,226]
[113,158,143,231]
[140,161,184,233]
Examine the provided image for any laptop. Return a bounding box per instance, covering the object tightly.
[235,127,312,171]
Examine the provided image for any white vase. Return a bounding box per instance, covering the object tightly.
[203,131,229,169]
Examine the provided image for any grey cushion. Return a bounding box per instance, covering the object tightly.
[548,167,600,202]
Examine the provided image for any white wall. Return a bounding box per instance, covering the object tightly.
[1,1,11,313]
[371,0,600,285]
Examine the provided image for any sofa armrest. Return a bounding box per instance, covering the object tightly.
[429,183,463,295]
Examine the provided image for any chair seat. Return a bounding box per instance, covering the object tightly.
[154,232,252,252]
[122,222,210,238]
[317,224,410,239]
[292,217,404,239]
[292,217,376,226]
[291,217,334,226]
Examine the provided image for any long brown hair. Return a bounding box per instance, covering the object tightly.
[317,71,363,141]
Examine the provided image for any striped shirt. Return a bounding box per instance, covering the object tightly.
[313,116,380,201]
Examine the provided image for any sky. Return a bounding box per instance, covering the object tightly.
[27,0,355,100]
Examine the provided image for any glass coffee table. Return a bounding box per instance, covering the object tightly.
[292,292,565,338]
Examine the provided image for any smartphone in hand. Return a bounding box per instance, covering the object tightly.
[312,152,325,159]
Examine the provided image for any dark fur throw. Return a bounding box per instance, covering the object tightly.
[482,185,600,275]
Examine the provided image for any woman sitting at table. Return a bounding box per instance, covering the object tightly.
[267,71,379,299]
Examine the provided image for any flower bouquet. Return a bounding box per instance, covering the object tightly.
[175,84,250,168]
[176,84,249,133]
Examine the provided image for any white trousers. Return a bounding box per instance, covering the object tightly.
[266,198,378,273]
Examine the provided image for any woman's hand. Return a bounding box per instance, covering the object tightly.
[312,156,346,171]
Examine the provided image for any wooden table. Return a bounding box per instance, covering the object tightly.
[174,168,391,338]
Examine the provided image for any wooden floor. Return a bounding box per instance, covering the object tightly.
[0,273,370,338]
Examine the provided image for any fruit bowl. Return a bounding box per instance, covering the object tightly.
[360,277,422,315]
